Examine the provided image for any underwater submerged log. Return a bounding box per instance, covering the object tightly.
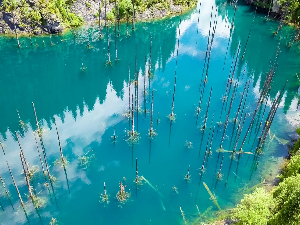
[7,161,31,224]
[203,182,221,210]
[230,80,250,149]
[32,102,58,208]
[221,5,237,73]
[217,72,233,132]
[19,149,44,224]
[250,102,268,152]
[213,84,237,185]
[180,207,187,225]
[229,80,250,148]
[200,110,215,175]
[236,64,277,154]
[224,43,241,113]
[202,87,213,131]
[198,87,213,159]
[220,84,237,150]
[0,173,14,210]
[100,182,109,204]
[54,119,70,194]
[196,80,203,126]
[274,2,289,35]
[248,81,287,180]
[168,74,177,121]
[149,91,157,138]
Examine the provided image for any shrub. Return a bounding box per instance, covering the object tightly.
[291,137,300,155]
[280,153,300,181]
[173,0,193,6]
[85,2,91,9]
[68,13,84,27]
[269,174,300,225]
[106,11,115,21]
[118,0,133,18]
[232,187,274,225]
[28,9,42,22]
[278,0,300,24]
[295,127,300,135]
[230,127,300,225]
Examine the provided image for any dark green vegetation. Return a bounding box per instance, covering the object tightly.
[209,128,300,225]
[278,0,300,24]
[251,0,273,10]
[251,0,300,25]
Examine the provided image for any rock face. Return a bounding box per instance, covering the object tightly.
[0,14,10,33]
[1,12,15,32]
[71,0,102,24]
[47,22,64,33]
[272,0,280,13]
[0,8,64,35]
[70,0,189,24]
[245,0,280,13]
[136,5,183,20]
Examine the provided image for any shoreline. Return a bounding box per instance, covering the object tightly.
[0,0,197,37]
[0,5,197,39]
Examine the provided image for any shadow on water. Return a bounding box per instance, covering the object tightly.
[0,13,189,136]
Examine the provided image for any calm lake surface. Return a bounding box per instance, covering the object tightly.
[0,0,299,224]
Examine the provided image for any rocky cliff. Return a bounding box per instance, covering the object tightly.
[245,0,280,13]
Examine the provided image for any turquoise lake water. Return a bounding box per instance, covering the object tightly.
[0,0,299,224]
